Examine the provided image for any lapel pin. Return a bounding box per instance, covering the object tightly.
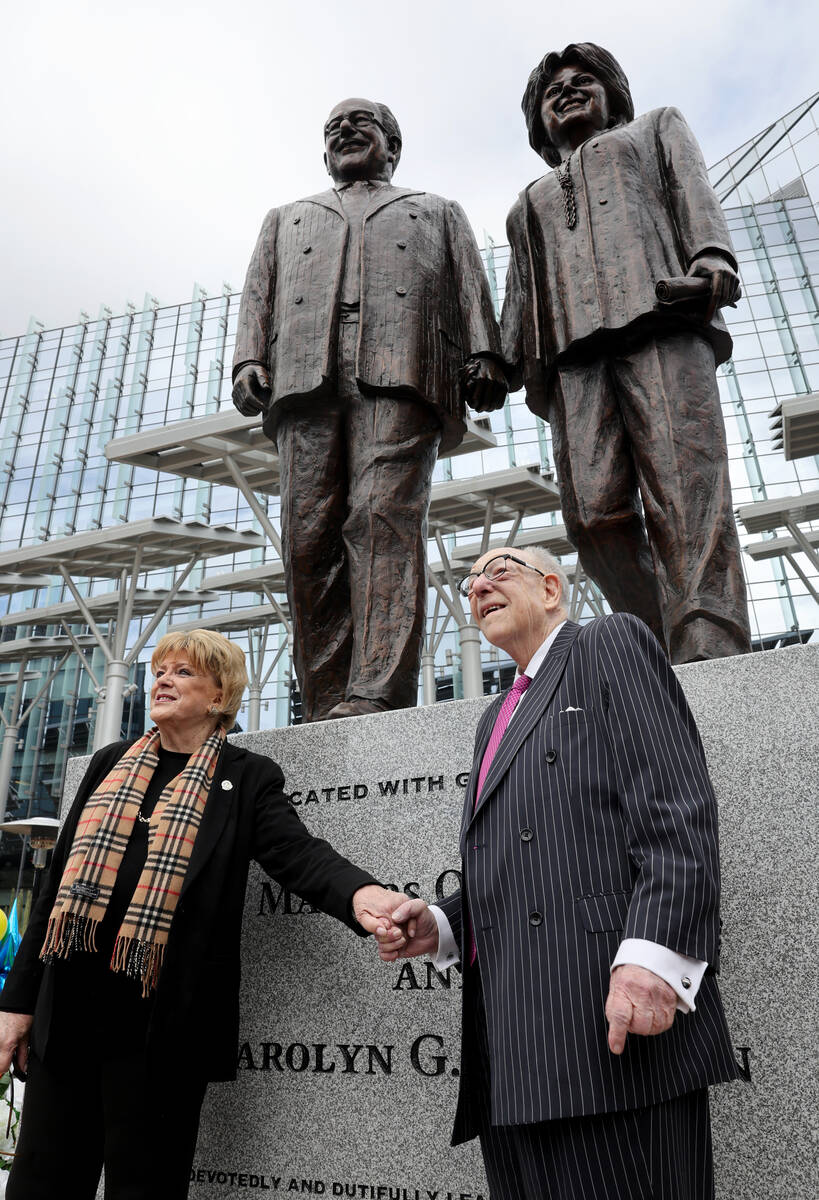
[221,780,233,791]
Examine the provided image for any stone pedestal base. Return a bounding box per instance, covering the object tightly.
[65,645,815,1199]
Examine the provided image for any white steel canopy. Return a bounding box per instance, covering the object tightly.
[770,393,819,460]
[738,489,819,607]
[0,518,264,578]
[104,409,498,498]
[0,588,221,631]
[0,574,52,595]
[428,466,562,534]
[0,519,265,751]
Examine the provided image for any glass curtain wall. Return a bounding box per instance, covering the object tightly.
[1,96,817,827]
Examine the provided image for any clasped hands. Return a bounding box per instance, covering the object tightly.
[368,895,679,1055]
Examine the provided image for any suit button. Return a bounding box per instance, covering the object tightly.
[598,199,608,205]
[529,911,543,926]
[520,828,533,842]
[396,240,407,248]
[545,749,557,763]
[303,245,312,253]
[409,212,418,219]
[396,286,407,295]
[294,296,303,305]
[293,216,301,224]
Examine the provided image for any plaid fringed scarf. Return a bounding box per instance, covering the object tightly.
[40,726,225,996]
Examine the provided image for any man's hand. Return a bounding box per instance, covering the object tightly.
[232,363,272,417]
[605,964,677,1055]
[0,1011,33,1076]
[460,356,508,412]
[687,253,741,322]
[373,898,440,962]
[352,885,416,951]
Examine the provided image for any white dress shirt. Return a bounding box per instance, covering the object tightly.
[428,622,707,1011]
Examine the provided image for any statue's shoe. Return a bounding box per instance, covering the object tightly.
[316,697,389,721]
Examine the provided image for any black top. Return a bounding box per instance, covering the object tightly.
[46,747,190,1069]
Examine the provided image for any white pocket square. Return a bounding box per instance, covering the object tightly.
[560,705,583,713]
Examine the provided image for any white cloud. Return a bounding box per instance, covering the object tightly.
[1,0,816,334]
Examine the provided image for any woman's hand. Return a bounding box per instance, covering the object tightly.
[0,1011,33,1076]
[351,885,416,951]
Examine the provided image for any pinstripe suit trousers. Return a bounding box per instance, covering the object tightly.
[467,968,714,1200]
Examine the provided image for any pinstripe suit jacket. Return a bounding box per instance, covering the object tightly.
[439,613,739,1142]
[232,185,501,454]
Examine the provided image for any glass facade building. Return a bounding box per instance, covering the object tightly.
[1,95,817,842]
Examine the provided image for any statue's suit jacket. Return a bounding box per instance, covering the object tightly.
[233,185,501,453]
[501,106,736,417]
[438,613,740,1143]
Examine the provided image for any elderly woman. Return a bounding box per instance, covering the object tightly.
[0,629,406,1199]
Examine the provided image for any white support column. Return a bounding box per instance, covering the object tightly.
[785,519,819,575]
[785,552,819,605]
[247,684,262,732]
[0,655,70,822]
[421,652,437,706]
[0,724,20,825]
[459,624,484,699]
[93,658,130,750]
[223,455,283,558]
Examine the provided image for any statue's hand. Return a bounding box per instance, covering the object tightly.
[461,356,508,412]
[232,363,272,417]
[687,254,741,322]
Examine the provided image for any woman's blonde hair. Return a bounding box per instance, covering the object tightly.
[151,629,249,730]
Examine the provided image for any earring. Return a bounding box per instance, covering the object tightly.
[207,704,220,716]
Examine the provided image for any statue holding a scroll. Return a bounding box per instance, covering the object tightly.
[500,43,751,662]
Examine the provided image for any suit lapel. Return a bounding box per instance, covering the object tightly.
[468,622,581,827]
[363,185,424,221]
[180,742,245,895]
[302,189,345,219]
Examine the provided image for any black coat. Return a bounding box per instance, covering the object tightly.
[439,614,740,1142]
[1,739,377,1082]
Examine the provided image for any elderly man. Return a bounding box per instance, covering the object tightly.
[379,546,740,1198]
[233,98,506,721]
[499,44,751,665]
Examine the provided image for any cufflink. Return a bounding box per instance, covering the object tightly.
[221,780,233,791]
[681,976,692,989]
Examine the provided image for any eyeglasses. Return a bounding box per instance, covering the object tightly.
[324,110,386,139]
[457,554,546,598]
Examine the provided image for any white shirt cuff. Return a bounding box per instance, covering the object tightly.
[428,904,460,969]
[611,938,708,1012]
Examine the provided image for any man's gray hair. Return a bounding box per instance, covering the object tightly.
[521,545,570,606]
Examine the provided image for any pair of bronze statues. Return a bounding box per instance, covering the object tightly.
[233,43,751,722]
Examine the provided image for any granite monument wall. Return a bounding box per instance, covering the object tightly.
[64,645,816,1198]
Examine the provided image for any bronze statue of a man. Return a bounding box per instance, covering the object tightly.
[500,44,751,662]
[233,99,506,720]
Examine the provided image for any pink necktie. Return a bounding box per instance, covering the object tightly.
[469,673,531,963]
[475,673,531,803]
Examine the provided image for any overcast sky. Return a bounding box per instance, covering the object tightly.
[2,0,817,336]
